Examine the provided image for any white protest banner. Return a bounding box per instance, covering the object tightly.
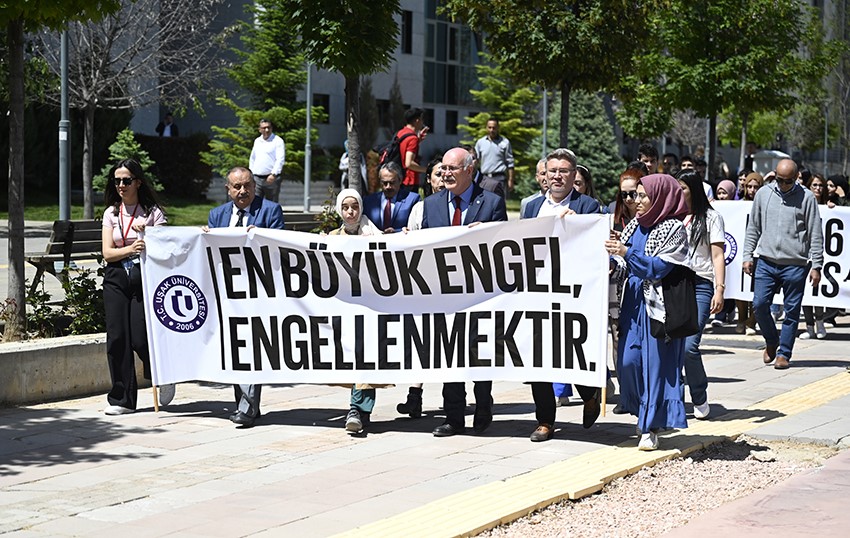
[713,200,850,309]
[141,215,610,388]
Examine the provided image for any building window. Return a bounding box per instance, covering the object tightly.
[313,93,330,124]
[445,110,458,134]
[423,7,481,107]
[400,10,413,54]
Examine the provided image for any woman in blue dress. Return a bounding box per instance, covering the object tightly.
[605,174,690,450]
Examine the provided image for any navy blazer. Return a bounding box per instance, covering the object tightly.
[521,190,601,219]
[207,196,286,230]
[422,183,507,228]
[364,188,420,232]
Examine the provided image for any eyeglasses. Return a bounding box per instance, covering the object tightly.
[114,177,136,186]
[621,190,638,200]
[547,168,575,177]
[441,165,464,173]
[775,175,796,184]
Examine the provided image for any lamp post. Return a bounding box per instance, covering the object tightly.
[303,64,312,212]
[58,30,71,220]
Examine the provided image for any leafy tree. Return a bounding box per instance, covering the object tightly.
[278,0,403,193]
[651,0,837,176]
[443,0,654,146]
[1,0,120,341]
[32,0,225,219]
[458,54,541,184]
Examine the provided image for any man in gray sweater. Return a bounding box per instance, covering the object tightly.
[742,159,824,369]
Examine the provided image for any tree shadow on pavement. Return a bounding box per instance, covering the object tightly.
[689,404,785,425]
[0,407,165,477]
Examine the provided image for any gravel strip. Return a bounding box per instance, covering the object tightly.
[479,436,839,538]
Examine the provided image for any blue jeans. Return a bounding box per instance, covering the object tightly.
[683,276,712,405]
[752,259,808,360]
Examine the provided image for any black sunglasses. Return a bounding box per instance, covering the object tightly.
[113,177,136,186]
[621,190,638,200]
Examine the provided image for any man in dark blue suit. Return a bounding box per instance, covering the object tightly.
[521,148,602,442]
[207,166,285,427]
[422,147,507,437]
[364,162,420,233]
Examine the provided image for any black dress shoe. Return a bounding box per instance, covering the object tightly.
[433,423,465,437]
[612,404,627,415]
[582,394,600,429]
[230,411,256,427]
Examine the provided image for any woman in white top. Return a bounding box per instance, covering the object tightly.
[676,170,726,420]
[101,159,169,415]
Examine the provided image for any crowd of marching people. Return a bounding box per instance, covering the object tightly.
[100,117,837,451]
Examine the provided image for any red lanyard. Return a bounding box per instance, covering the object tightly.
[119,204,140,247]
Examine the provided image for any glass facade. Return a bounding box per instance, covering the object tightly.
[423,1,481,107]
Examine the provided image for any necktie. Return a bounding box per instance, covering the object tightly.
[236,209,245,227]
[383,198,392,229]
[452,196,462,226]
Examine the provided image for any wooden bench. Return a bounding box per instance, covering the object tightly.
[282,211,320,233]
[24,219,103,294]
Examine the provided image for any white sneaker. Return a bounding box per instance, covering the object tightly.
[158,384,176,406]
[694,401,711,419]
[104,405,135,416]
[556,396,571,407]
[799,326,814,340]
[745,327,757,336]
[710,319,723,327]
[638,432,658,451]
[816,321,827,339]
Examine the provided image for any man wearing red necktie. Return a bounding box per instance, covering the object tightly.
[421,147,507,437]
[363,162,420,234]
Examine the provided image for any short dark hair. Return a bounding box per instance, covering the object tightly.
[638,143,658,160]
[487,117,500,125]
[626,160,649,176]
[662,152,678,164]
[404,107,424,125]
[680,154,694,165]
[259,118,273,129]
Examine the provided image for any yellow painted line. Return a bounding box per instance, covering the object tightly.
[334,372,850,538]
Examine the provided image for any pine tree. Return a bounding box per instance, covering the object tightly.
[526,91,623,203]
[93,129,160,191]
[458,54,541,185]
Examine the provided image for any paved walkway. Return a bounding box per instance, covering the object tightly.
[1,319,849,537]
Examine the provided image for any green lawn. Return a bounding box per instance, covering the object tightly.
[1,193,217,226]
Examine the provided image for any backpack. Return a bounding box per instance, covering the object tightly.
[375,131,416,170]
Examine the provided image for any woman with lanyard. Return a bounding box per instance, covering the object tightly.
[101,158,171,415]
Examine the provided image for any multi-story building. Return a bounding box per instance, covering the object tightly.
[133,0,486,163]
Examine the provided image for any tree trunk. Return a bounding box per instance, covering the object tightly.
[707,114,717,183]
[4,18,27,341]
[739,111,748,174]
[345,75,362,195]
[559,79,571,147]
[83,103,95,219]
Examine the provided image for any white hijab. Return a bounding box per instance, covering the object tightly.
[335,189,381,236]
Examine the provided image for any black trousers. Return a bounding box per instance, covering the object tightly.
[530,382,597,425]
[103,263,151,410]
[442,381,492,428]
